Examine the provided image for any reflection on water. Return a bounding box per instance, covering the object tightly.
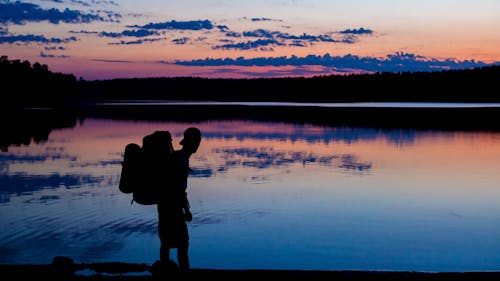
[1,117,500,272]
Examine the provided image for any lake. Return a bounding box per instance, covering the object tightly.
[1,103,500,272]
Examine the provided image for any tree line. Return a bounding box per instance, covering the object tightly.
[2,55,499,108]
[82,65,500,103]
[0,56,81,108]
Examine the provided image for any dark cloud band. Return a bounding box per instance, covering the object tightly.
[174,52,496,73]
[0,1,120,25]
[131,20,214,30]
[0,34,77,44]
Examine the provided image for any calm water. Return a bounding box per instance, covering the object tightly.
[1,109,500,272]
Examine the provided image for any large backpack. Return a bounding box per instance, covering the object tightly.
[119,130,173,205]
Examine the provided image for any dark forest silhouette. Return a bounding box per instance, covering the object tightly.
[0,56,81,108]
[82,65,500,103]
[1,57,499,140]
[1,56,499,106]
[1,56,81,151]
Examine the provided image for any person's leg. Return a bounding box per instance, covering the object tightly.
[158,204,172,265]
[160,242,170,263]
[177,244,189,271]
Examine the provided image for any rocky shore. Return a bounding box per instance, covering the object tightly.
[1,257,499,281]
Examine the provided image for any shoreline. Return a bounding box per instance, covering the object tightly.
[2,259,500,281]
[83,103,500,131]
[2,266,500,281]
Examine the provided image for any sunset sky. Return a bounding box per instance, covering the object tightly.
[1,0,500,80]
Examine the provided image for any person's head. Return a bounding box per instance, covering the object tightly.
[180,127,201,153]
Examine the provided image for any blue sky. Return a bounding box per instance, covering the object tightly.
[1,0,499,79]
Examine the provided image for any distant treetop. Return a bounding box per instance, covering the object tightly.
[1,56,81,108]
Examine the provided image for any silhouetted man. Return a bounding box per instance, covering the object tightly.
[157,127,201,272]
